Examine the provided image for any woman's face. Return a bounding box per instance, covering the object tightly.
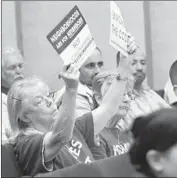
[22,83,58,131]
[101,77,132,118]
[118,89,132,118]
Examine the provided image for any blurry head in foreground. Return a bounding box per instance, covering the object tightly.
[129,108,177,177]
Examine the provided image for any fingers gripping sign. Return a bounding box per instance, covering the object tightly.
[127,33,138,55]
[59,64,80,90]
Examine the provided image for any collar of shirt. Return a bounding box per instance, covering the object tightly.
[22,128,43,136]
[77,82,93,97]
[77,82,93,104]
[128,88,170,121]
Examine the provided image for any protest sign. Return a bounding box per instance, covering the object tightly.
[110,1,128,57]
[47,5,96,69]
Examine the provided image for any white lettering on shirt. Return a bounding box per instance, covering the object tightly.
[113,143,130,156]
[84,156,92,164]
[68,140,82,157]
[66,139,92,164]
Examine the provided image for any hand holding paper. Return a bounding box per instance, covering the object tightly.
[127,33,137,54]
[59,64,80,90]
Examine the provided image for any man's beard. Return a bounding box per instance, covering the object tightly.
[14,75,24,82]
[134,72,146,85]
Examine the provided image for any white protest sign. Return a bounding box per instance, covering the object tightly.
[47,5,96,69]
[110,1,128,57]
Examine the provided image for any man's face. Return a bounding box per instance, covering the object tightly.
[2,54,24,89]
[79,49,104,87]
[131,53,147,86]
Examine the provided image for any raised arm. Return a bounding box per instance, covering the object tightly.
[44,65,80,162]
[92,74,128,135]
[92,33,137,135]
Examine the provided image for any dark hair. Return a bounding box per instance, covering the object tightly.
[116,52,120,67]
[129,108,177,177]
[169,60,177,85]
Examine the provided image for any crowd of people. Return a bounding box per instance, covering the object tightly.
[2,32,177,177]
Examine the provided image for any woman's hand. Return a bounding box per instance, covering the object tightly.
[127,33,137,54]
[59,64,80,90]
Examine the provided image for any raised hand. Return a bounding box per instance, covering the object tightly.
[59,64,80,90]
[127,32,138,54]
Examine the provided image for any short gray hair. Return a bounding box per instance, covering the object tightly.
[2,46,23,69]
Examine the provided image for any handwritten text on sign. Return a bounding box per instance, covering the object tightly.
[110,1,128,57]
[47,5,96,69]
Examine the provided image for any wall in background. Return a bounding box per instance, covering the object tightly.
[2,1,177,91]
[149,1,177,89]
[19,1,145,91]
[2,1,17,48]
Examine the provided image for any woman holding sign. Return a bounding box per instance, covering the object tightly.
[90,35,137,160]
[90,70,134,159]
[7,57,132,176]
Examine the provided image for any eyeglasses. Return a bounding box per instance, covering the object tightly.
[12,97,21,102]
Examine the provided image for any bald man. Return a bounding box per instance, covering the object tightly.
[119,48,171,130]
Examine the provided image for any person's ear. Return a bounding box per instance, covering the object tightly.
[146,150,164,174]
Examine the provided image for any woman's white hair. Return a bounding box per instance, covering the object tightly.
[7,76,49,142]
[92,70,135,128]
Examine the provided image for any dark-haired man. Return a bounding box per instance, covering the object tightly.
[53,47,104,118]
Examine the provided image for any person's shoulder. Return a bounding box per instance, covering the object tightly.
[15,132,44,146]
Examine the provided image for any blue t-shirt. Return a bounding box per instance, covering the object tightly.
[91,127,132,160]
[14,112,95,176]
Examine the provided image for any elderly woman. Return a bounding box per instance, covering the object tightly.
[129,108,177,177]
[7,61,130,176]
[90,70,134,160]
[7,65,79,176]
[90,34,137,160]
